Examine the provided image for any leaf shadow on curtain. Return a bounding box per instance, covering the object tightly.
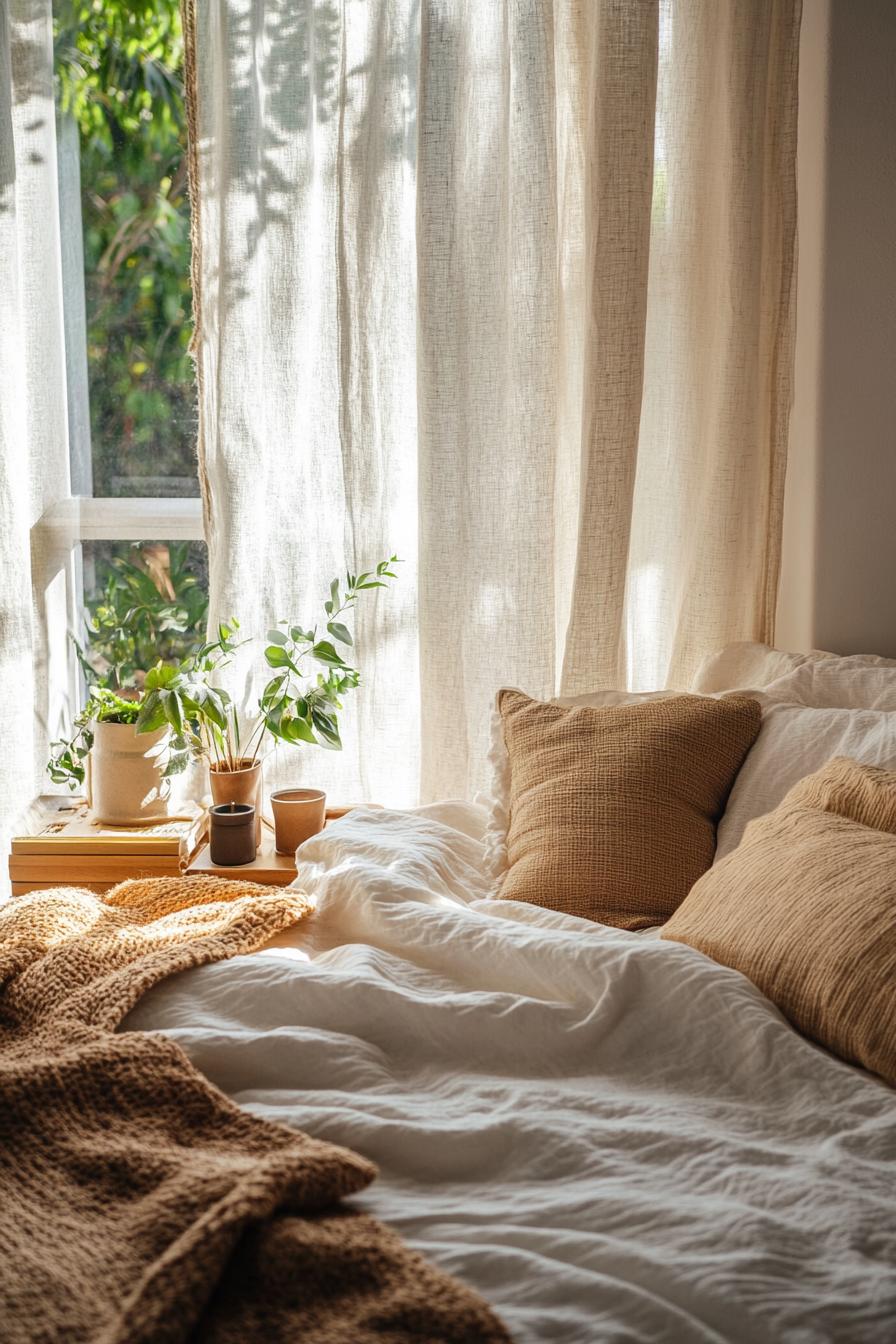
[204,0,417,338]
[189,0,426,804]
[1,15,50,212]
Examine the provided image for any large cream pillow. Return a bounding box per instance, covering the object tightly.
[715,703,896,859]
[662,759,896,1087]
[495,689,760,929]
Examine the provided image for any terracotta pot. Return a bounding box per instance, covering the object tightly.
[87,721,170,825]
[209,758,262,842]
[270,788,326,856]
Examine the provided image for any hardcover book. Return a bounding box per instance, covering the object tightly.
[10,796,207,860]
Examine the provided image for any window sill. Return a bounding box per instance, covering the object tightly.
[37,496,204,542]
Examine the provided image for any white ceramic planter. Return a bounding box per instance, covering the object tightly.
[87,721,171,825]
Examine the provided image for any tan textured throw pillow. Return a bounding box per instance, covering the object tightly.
[662,758,896,1086]
[496,689,761,929]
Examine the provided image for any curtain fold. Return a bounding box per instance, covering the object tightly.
[0,0,71,869]
[184,0,800,805]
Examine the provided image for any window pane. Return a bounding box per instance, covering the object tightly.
[80,540,208,689]
[53,2,196,498]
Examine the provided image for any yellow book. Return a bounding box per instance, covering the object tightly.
[11,796,207,859]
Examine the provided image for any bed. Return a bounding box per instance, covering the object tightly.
[123,799,896,1343]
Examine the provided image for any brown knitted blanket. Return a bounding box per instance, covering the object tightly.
[0,876,510,1344]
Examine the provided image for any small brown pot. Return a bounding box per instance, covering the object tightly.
[209,803,257,866]
[270,788,326,856]
[209,758,262,843]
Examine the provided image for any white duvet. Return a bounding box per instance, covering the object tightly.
[124,806,896,1344]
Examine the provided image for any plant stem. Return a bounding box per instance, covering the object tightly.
[234,705,242,766]
[244,717,268,766]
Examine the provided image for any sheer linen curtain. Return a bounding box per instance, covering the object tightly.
[184,0,800,805]
[0,1,72,868]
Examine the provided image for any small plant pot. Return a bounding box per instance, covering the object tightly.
[209,759,263,843]
[270,788,327,856]
[87,721,170,825]
[209,803,257,866]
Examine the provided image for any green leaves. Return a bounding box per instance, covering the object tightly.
[143,662,178,692]
[264,644,299,672]
[255,557,399,756]
[311,640,344,668]
[47,686,141,789]
[159,688,183,733]
[135,692,167,734]
[326,621,352,647]
[49,556,399,792]
[323,577,341,617]
[350,555,401,591]
[74,543,209,694]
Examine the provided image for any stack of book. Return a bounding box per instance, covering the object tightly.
[8,796,208,896]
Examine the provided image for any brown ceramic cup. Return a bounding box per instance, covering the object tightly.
[209,803,257,866]
[270,788,327,856]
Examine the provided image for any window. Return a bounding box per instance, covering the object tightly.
[42,1,207,719]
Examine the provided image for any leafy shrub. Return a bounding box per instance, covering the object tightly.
[76,542,209,691]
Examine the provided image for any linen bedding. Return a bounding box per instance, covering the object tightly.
[124,806,896,1344]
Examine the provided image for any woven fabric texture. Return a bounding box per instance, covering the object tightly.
[662,758,896,1087]
[0,875,510,1344]
[496,689,760,929]
[180,0,800,806]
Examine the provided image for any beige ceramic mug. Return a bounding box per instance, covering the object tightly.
[270,788,327,856]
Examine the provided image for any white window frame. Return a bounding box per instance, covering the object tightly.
[34,498,205,749]
[34,110,205,744]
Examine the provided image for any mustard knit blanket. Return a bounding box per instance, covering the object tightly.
[0,876,509,1343]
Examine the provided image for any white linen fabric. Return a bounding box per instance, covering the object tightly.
[715,702,896,858]
[184,0,800,805]
[760,659,896,711]
[125,806,896,1344]
[691,640,819,695]
[693,640,896,700]
[693,644,896,858]
[0,1,72,880]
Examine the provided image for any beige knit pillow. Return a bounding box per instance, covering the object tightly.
[496,689,761,929]
[662,758,896,1086]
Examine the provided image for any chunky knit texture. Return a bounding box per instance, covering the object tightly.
[497,689,761,929]
[662,758,896,1086]
[0,876,510,1343]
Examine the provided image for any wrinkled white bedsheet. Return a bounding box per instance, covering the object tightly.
[124,806,896,1343]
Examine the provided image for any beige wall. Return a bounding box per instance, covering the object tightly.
[776,0,896,657]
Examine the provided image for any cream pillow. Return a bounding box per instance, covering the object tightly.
[693,641,896,706]
[692,641,818,693]
[715,703,896,859]
[495,689,760,929]
[663,758,896,1088]
[759,660,896,712]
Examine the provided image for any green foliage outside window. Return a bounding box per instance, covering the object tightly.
[53,0,195,495]
[76,542,209,692]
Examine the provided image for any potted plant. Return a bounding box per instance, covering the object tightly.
[50,553,398,840]
[48,687,172,825]
[132,556,400,849]
[48,544,209,823]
